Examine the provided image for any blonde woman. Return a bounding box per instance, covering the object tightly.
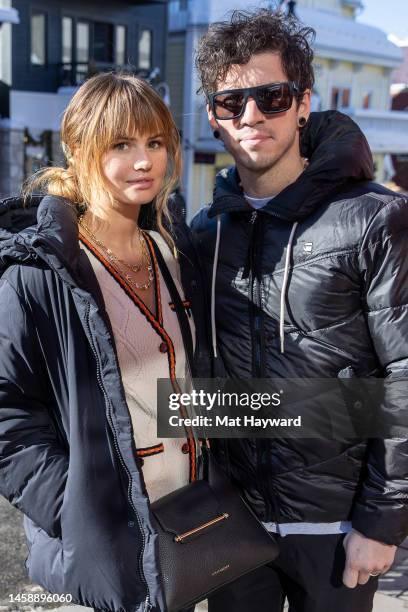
[0,73,209,611]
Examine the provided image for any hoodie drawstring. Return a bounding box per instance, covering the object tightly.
[280,222,298,354]
[211,215,297,357]
[211,215,222,359]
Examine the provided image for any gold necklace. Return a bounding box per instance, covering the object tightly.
[78,216,154,290]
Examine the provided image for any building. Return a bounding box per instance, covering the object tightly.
[391,43,408,191]
[167,0,408,217]
[0,0,169,197]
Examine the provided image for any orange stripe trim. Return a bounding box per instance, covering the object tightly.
[79,233,197,482]
[136,444,164,457]
[144,234,196,482]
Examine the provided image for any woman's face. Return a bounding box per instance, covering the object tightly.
[101,131,168,208]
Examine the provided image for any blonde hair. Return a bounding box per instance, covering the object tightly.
[24,72,182,250]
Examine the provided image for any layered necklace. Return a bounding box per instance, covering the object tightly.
[78,216,154,291]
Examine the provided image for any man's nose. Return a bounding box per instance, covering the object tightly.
[239,97,265,126]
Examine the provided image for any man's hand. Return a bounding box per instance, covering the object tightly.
[342,529,397,588]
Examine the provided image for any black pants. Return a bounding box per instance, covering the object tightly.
[207,533,379,612]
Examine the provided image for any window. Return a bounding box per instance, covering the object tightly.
[31,12,46,65]
[331,87,351,110]
[62,17,72,63]
[76,22,89,63]
[115,25,126,65]
[362,92,372,109]
[139,29,152,70]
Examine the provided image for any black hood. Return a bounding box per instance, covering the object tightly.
[209,110,374,221]
[0,195,81,281]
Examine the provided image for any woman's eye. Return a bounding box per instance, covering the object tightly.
[114,142,129,151]
[149,139,163,149]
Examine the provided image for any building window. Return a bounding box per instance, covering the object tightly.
[62,17,72,63]
[331,87,351,110]
[75,22,89,84]
[362,92,372,109]
[115,25,126,65]
[139,29,152,70]
[31,12,46,65]
[76,22,90,63]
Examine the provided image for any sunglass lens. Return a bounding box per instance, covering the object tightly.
[213,92,245,119]
[257,83,292,113]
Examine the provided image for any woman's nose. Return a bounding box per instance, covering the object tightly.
[133,151,153,171]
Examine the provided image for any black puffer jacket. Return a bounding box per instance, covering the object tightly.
[0,195,209,611]
[191,111,408,546]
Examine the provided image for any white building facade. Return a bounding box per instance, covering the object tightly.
[168,0,408,217]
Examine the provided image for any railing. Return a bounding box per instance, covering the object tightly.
[58,62,149,88]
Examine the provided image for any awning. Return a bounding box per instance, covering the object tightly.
[0,8,19,24]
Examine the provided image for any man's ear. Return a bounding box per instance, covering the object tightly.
[297,89,311,122]
[207,103,219,130]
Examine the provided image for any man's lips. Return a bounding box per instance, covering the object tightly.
[240,134,271,143]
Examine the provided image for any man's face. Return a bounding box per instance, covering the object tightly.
[207,52,310,174]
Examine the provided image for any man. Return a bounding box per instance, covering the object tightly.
[191,9,408,612]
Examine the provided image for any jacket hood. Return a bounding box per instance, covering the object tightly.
[0,194,85,285]
[209,110,374,221]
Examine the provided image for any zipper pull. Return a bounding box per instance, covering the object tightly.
[250,210,258,224]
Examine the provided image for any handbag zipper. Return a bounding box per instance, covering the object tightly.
[84,304,151,609]
[174,512,229,542]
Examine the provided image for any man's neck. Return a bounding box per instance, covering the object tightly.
[238,153,306,199]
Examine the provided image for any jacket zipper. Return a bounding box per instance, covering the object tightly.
[84,304,152,610]
[249,211,264,379]
[248,212,275,521]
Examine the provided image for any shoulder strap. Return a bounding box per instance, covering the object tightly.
[149,236,195,375]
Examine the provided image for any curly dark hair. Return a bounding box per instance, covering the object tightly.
[195,9,315,102]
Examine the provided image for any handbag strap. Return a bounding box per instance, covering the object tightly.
[149,236,194,377]
[150,236,214,453]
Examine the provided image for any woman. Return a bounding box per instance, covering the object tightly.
[0,73,209,611]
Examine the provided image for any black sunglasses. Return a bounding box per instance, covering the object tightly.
[208,81,300,120]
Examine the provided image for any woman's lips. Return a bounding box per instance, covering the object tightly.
[127,178,154,189]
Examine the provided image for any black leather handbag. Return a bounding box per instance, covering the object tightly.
[151,446,279,611]
[150,239,279,612]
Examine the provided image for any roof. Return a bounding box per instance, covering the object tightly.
[296,6,402,68]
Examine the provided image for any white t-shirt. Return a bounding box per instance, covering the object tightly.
[244,193,274,210]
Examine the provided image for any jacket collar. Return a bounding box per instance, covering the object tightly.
[209,110,374,221]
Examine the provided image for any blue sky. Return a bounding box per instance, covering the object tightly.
[357,0,408,41]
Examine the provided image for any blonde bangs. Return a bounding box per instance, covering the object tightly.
[96,78,173,154]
